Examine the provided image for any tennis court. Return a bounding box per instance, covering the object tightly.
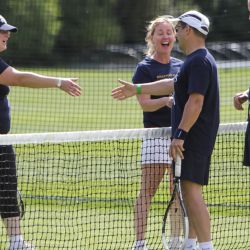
[0,124,249,249]
[1,1,250,249]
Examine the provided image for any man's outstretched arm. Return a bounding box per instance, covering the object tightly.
[111,78,174,100]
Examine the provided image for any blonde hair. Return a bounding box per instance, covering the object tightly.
[145,15,176,56]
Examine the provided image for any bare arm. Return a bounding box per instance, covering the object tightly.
[233,89,249,110]
[0,67,81,96]
[178,93,204,131]
[138,78,174,95]
[137,94,173,111]
[111,78,174,100]
[170,93,204,160]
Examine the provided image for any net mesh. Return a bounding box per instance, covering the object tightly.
[0,123,249,250]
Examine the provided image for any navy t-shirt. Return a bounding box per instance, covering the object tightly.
[172,48,219,156]
[0,58,10,134]
[132,56,182,128]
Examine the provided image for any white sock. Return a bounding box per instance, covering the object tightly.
[10,235,24,247]
[135,240,145,246]
[199,241,214,250]
[185,238,197,246]
[133,240,146,249]
[184,238,197,249]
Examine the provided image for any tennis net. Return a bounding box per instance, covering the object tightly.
[0,123,249,250]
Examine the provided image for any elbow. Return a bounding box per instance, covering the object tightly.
[13,73,25,86]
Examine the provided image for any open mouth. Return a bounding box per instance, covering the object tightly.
[162,41,170,47]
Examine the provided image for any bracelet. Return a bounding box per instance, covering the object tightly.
[136,84,142,95]
[174,128,188,140]
[57,79,62,88]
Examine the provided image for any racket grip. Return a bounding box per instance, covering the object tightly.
[175,154,182,177]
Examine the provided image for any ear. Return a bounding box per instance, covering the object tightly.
[185,25,192,34]
[184,25,193,37]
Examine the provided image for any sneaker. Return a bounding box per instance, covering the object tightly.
[168,237,183,250]
[8,240,35,250]
[132,241,148,250]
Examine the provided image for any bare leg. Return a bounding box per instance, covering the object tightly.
[188,220,197,239]
[181,180,211,243]
[3,217,35,250]
[3,216,21,236]
[134,163,169,240]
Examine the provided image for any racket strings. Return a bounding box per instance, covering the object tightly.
[164,194,186,249]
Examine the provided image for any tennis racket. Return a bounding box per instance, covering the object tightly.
[162,155,189,250]
[17,189,25,219]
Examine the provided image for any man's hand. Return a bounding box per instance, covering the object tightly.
[170,138,185,161]
[111,79,137,100]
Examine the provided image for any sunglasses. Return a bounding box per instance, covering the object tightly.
[175,23,187,32]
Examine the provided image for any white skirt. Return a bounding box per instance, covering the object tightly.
[141,137,172,165]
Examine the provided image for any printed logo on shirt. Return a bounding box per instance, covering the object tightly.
[157,73,176,79]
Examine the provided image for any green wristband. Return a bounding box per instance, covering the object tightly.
[136,84,142,95]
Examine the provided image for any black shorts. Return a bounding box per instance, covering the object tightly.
[243,122,250,167]
[181,149,211,185]
[0,145,20,218]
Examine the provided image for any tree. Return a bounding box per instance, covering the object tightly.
[1,0,61,65]
[115,0,197,44]
[55,0,122,60]
[193,0,250,41]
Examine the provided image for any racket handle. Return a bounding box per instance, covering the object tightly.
[175,154,182,177]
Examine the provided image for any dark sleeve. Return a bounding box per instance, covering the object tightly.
[0,58,9,74]
[187,59,210,96]
[132,64,151,84]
